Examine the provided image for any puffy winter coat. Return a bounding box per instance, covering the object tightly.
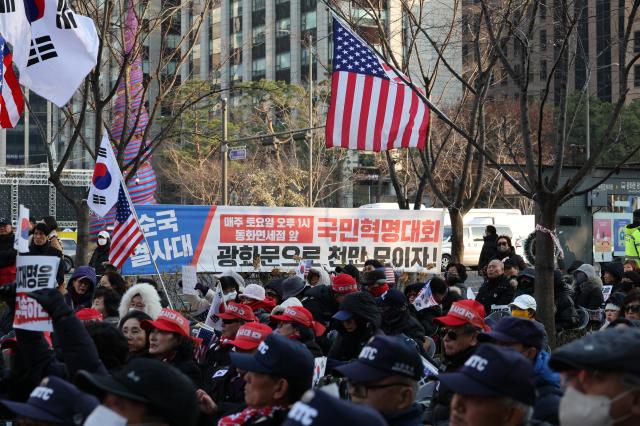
[302,283,339,325]
[88,244,110,276]
[478,234,498,271]
[573,264,604,310]
[475,274,515,314]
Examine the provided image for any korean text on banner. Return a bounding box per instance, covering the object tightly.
[120,205,445,274]
[181,265,198,295]
[13,255,60,332]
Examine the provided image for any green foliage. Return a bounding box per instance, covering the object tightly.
[566,92,640,166]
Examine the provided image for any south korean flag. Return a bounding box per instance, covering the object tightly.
[17,0,99,107]
[88,133,121,218]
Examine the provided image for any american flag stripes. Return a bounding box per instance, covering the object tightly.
[325,16,429,151]
[109,185,144,269]
[0,37,24,128]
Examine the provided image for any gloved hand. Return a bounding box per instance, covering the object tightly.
[194,282,209,296]
[27,288,73,322]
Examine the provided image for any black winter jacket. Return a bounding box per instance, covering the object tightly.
[382,308,426,346]
[89,245,110,276]
[0,233,17,286]
[302,284,339,325]
[430,345,477,425]
[554,284,579,330]
[478,235,498,271]
[475,275,515,315]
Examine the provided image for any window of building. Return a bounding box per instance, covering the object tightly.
[301,11,316,30]
[276,52,290,70]
[539,29,547,49]
[253,25,265,45]
[539,0,546,20]
[540,60,547,81]
[231,0,242,17]
[253,0,265,10]
[253,58,266,79]
[276,17,290,34]
[635,65,640,87]
[635,31,640,53]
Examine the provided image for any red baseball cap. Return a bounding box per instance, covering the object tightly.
[270,306,326,336]
[331,273,358,295]
[433,300,490,332]
[227,323,273,351]
[141,308,191,338]
[217,302,257,322]
[76,308,103,322]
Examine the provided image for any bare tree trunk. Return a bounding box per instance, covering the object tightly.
[449,208,464,263]
[75,202,90,266]
[535,197,557,348]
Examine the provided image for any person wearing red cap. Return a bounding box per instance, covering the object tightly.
[302,273,358,326]
[271,306,325,356]
[428,300,490,425]
[201,302,258,392]
[141,308,201,387]
[201,322,273,423]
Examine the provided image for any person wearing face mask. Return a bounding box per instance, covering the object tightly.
[117,282,163,320]
[360,268,390,298]
[140,308,202,387]
[572,264,605,311]
[377,288,426,353]
[493,235,527,270]
[89,230,111,277]
[443,263,466,312]
[271,306,325,356]
[478,317,561,425]
[328,291,382,361]
[516,267,536,296]
[549,327,640,426]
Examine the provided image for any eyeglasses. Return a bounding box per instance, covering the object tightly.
[625,305,640,314]
[441,328,471,341]
[497,242,509,246]
[347,381,410,398]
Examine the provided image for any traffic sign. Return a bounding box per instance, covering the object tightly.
[229,147,247,160]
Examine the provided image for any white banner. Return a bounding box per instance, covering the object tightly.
[121,205,445,274]
[13,255,60,331]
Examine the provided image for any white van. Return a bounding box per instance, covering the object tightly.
[441,224,515,270]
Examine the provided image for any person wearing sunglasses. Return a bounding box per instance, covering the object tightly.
[429,300,490,425]
[622,289,640,321]
[335,335,424,426]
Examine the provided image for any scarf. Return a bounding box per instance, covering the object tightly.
[368,283,389,297]
[218,406,287,426]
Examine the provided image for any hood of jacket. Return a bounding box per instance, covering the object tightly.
[338,291,381,329]
[65,266,97,309]
[118,283,163,319]
[302,280,336,302]
[309,268,331,286]
[576,264,603,290]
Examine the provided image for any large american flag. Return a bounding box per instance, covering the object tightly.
[325,16,429,151]
[109,185,144,268]
[0,37,24,129]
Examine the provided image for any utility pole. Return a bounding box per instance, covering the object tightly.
[222,98,228,205]
[308,33,313,207]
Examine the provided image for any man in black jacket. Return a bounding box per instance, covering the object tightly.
[378,289,426,349]
[475,259,515,315]
[478,225,498,272]
[26,223,64,286]
[0,217,17,287]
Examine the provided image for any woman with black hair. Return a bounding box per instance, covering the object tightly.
[41,215,63,253]
[270,306,325,356]
[140,308,202,387]
[98,270,128,296]
[118,310,152,360]
[91,287,121,325]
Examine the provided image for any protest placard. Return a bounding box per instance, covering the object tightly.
[181,265,198,295]
[13,255,60,332]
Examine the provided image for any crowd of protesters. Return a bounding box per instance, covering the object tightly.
[0,216,638,426]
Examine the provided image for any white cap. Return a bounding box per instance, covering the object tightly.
[97,231,110,240]
[270,297,302,315]
[510,294,537,311]
[242,284,265,301]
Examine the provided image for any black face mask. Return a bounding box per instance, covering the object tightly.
[447,275,461,285]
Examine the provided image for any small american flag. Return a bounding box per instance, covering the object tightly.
[0,36,24,129]
[326,16,429,151]
[109,185,143,268]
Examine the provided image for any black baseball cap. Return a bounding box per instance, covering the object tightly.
[0,376,99,425]
[230,333,315,380]
[0,218,10,226]
[549,327,640,376]
[76,358,198,426]
[376,288,406,308]
[478,316,545,350]
[284,389,387,426]
[438,344,536,405]
[335,335,423,381]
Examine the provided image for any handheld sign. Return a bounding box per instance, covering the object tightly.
[13,255,60,332]
[181,265,198,295]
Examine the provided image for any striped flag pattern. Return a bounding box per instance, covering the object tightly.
[0,37,24,128]
[325,16,429,151]
[89,1,156,238]
[109,185,144,268]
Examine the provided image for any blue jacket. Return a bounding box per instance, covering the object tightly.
[384,403,424,426]
[533,351,562,425]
